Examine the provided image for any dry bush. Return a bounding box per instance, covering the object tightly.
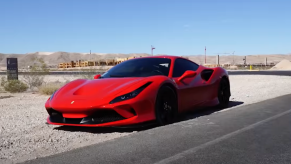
[22,57,50,90]
[38,82,65,95]
[3,80,28,93]
[1,76,6,87]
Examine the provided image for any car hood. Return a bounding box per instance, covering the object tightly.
[54,77,144,100]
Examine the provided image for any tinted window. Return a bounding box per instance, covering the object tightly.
[101,58,171,78]
[172,58,199,77]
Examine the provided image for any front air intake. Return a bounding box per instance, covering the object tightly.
[48,109,126,125]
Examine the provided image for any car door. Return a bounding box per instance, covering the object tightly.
[199,69,217,102]
[172,58,202,111]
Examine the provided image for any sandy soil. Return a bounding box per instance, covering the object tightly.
[1,75,291,164]
[270,59,291,70]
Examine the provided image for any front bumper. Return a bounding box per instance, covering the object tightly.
[47,109,136,126]
[46,99,155,127]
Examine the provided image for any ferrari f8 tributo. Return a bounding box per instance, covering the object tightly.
[45,56,231,127]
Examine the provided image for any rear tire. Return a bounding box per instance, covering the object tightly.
[217,78,230,108]
[155,86,178,126]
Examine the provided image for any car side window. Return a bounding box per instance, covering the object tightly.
[172,59,199,77]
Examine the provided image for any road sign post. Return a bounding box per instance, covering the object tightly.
[7,58,18,80]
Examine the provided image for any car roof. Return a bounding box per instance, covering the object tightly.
[128,55,200,66]
[136,55,185,60]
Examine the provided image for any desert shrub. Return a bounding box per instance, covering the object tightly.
[3,80,28,93]
[38,82,64,95]
[1,76,7,87]
[22,57,50,90]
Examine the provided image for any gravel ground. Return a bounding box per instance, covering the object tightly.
[1,75,291,164]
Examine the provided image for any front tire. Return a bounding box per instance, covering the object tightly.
[155,86,178,126]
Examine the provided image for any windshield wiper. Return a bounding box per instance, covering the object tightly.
[109,74,126,77]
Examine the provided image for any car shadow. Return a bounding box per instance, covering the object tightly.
[178,101,244,121]
[54,101,244,133]
[53,121,158,134]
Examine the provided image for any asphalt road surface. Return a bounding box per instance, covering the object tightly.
[22,94,291,164]
[228,70,291,76]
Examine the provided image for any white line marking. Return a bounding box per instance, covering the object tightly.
[154,108,291,164]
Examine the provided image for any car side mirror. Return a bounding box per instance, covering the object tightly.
[177,70,197,82]
[94,74,101,79]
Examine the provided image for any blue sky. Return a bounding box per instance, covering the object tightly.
[0,0,290,56]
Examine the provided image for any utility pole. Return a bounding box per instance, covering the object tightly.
[151,45,155,56]
[205,46,207,64]
[214,52,230,65]
[232,51,235,65]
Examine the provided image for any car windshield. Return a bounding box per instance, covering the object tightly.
[100,58,171,78]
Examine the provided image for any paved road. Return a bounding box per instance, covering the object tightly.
[228,70,291,76]
[22,94,291,164]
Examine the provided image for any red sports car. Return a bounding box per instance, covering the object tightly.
[45,56,231,127]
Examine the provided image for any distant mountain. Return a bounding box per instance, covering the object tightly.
[187,54,291,65]
[0,51,150,68]
[0,52,290,68]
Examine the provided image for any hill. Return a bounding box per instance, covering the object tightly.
[187,54,291,65]
[0,52,150,69]
[0,52,291,69]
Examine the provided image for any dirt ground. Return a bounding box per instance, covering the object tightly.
[1,75,291,164]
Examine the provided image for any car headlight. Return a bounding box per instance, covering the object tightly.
[50,91,57,101]
[109,82,152,104]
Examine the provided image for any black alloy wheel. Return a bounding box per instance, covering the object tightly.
[218,78,230,108]
[155,86,178,126]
